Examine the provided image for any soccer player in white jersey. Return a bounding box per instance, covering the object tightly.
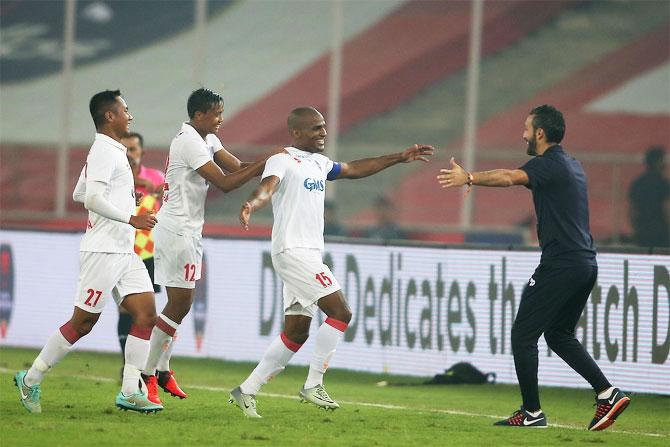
[14,90,162,414]
[141,88,269,405]
[229,107,433,417]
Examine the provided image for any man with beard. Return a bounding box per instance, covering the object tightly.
[15,90,162,413]
[437,105,629,431]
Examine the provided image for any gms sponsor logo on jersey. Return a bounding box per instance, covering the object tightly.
[303,178,325,192]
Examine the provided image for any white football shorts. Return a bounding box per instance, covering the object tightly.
[272,248,342,318]
[153,224,203,289]
[74,251,153,313]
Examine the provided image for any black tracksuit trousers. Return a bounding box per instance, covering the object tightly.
[511,261,611,411]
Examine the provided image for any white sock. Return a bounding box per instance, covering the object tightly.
[156,334,177,372]
[304,318,347,389]
[240,333,301,395]
[24,330,73,386]
[527,409,543,417]
[597,386,615,400]
[143,314,178,376]
[122,333,150,395]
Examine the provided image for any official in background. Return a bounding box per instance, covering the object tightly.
[629,145,669,248]
[363,196,408,241]
[323,200,348,237]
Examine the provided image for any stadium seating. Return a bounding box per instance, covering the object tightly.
[1,0,668,243]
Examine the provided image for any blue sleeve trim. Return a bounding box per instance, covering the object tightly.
[327,162,342,181]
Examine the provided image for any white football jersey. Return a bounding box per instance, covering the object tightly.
[157,123,223,235]
[75,133,136,253]
[262,147,340,255]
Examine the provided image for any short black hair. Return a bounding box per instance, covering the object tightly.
[645,145,666,168]
[288,107,320,132]
[89,89,122,128]
[187,88,223,119]
[126,131,144,148]
[529,104,565,144]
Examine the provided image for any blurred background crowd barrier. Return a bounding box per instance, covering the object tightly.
[1,0,668,250]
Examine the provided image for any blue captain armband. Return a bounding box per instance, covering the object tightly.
[326,162,342,180]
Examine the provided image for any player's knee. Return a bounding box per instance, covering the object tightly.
[177,300,193,317]
[325,298,352,324]
[285,329,309,345]
[134,311,157,328]
[335,308,352,324]
[167,295,194,318]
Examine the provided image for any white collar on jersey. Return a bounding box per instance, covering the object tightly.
[285,146,317,157]
[181,122,213,143]
[95,133,128,152]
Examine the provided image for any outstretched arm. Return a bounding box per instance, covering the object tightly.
[239,175,281,230]
[336,144,434,179]
[196,156,267,193]
[437,157,529,188]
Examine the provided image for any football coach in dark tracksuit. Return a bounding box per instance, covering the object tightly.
[437,105,630,431]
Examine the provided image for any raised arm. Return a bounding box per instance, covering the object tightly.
[337,144,434,179]
[239,175,281,230]
[437,157,529,188]
[196,157,266,193]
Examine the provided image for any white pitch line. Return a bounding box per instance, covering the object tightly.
[1,368,665,439]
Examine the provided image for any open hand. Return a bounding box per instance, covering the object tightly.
[437,157,468,188]
[400,144,434,163]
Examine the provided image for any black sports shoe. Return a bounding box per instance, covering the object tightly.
[494,407,547,428]
[588,388,630,431]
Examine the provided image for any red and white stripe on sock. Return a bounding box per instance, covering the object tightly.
[155,314,178,337]
[280,332,303,353]
[142,314,179,376]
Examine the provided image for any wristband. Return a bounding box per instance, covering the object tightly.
[466,172,474,187]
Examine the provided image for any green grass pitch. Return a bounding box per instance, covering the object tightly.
[0,347,667,446]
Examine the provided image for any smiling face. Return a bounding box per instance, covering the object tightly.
[107,96,133,139]
[291,111,327,153]
[193,101,224,136]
